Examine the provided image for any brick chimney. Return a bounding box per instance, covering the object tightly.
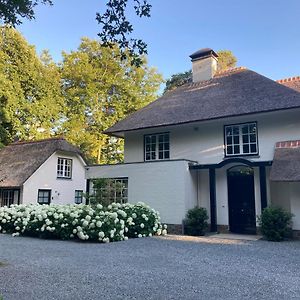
[189,48,218,82]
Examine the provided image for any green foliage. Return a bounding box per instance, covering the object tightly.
[0,0,52,26]
[258,206,293,241]
[0,26,64,144]
[97,0,152,66]
[217,50,237,71]
[60,38,163,163]
[184,207,208,236]
[164,50,238,93]
[0,203,167,242]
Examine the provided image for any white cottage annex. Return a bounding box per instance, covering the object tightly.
[86,48,300,237]
[0,138,86,206]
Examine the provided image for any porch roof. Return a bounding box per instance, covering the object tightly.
[270,141,300,182]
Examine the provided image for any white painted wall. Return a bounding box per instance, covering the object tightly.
[86,160,197,224]
[22,151,86,205]
[290,183,300,230]
[124,109,300,164]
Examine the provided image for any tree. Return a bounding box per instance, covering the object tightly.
[0,0,152,66]
[164,50,237,93]
[60,38,162,164]
[0,0,52,26]
[97,0,152,67]
[0,26,64,144]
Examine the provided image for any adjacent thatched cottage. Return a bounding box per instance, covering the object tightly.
[0,138,86,206]
[86,48,300,238]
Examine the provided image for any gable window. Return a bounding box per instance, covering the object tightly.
[38,189,51,204]
[75,190,83,204]
[225,122,258,156]
[57,158,72,179]
[144,133,170,161]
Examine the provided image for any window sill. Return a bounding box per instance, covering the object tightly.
[57,177,72,180]
[224,154,260,159]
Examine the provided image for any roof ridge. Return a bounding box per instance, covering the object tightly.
[11,136,65,146]
[276,76,300,83]
[182,66,247,89]
[215,66,247,77]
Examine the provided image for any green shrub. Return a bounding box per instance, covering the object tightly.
[184,207,208,236]
[258,206,293,241]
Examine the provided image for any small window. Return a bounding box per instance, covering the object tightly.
[144,133,170,161]
[225,122,258,156]
[38,189,51,204]
[75,190,83,204]
[57,158,72,179]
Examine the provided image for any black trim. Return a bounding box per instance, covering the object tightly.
[209,168,217,232]
[86,179,90,205]
[190,158,272,170]
[223,121,259,158]
[37,189,51,205]
[259,166,268,211]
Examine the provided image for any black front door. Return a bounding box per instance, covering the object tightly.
[227,166,256,234]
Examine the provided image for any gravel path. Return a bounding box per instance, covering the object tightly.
[0,234,300,300]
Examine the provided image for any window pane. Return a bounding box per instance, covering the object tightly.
[226,127,232,136]
[242,125,249,134]
[233,126,239,135]
[227,146,233,155]
[242,135,249,143]
[233,135,239,144]
[250,144,257,153]
[243,144,249,153]
[165,151,170,159]
[159,151,163,159]
[250,134,256,143]
[226,136,232,145]
[234,145,240,154]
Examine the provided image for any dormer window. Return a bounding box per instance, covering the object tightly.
[57,158,72,179]
[144,133,170,161]
[224,122,258,156]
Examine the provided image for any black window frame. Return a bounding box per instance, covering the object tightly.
[37,189,51,205]
[57,157,73,179]
[74,190,83,204]
[144,132,170,161]
[224,122,259,157]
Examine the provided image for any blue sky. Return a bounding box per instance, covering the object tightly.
[19,0,300,81]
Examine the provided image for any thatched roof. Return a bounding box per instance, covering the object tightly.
[270,140,300,182]
[0,138,83,187]
[105,68,300,136]
[277,77,300,93]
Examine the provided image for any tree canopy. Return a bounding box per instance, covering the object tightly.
[0,0,152,66]
[60,38,162,163]
[0,26,163,163]
[164,50,237,93]
[0,0,52,25]
[0,26,63,145]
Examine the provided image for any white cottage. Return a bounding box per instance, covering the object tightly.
[86,48,300,237]
[0,137,86,206]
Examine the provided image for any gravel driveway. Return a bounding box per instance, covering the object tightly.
[0,234,300,300]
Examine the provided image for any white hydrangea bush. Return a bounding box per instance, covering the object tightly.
[0,202,167,243]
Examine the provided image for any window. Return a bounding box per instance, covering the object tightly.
[92,178,128,205]
[144,133,170,161]
[225,122,258,156]
[57,158,72,179]
[38,189,51,204]
[75,190,83,204]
